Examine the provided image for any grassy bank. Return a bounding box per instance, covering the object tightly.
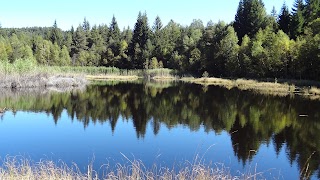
[0,59,88,88]
[182,77,320,99]
[0,156,267,180]
[2,59,320,99]
[0,60,177,87]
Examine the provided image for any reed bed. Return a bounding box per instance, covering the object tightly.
[0,59,177,86]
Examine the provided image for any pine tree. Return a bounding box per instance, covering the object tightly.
[109,15,121,42]
[304,0,320,25]
[290,0,305,39]
[153,16,163,33]
[152,16,164,62]
[278,3,292,35]
[71,25,88,65]
[50,20,63,47]
[269,6,279,31]
[271,6,277,18]
[122,26,132,44]
[234,0,267,43]
[89,25,105,57]
[129,12,151,69]
[82,17,90,32]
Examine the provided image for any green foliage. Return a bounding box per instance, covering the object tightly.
[50,20,63,46]
[234,0,268,42]
[149,57,159,69]
[129,12,151,69]
[290,0,305,39]
[0,58,37,75]
[304,0,320,25]
[278,3,291,35]
[0,2,319,80]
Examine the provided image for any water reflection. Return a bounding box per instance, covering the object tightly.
[0,81,319,178]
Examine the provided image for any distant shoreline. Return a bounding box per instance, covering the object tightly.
[86,74,320,99]
[2,72,320,100]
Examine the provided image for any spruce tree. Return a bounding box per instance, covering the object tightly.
[82,17,90,32]
[234,0,267,43]
[304,0,320,25]
[290,0,305,39]
[129,12,150,69]
[278,3,292,35]
[152,16,164,62]
[109,15,121,42]
[50,20,63,47]
[71,25,88,65]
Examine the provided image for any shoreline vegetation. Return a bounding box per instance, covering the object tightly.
[0,156,267,180]
[181,77,320,100]
[1,59,320,99]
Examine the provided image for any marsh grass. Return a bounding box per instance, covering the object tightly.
[0,155,270,180]
[181,77,307,97]
[0,60,177,83]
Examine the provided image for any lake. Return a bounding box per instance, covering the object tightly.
[0,81,319,179]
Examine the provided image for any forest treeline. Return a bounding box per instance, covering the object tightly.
[0,0,319,79]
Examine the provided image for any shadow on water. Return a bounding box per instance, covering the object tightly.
[0,81,320,179]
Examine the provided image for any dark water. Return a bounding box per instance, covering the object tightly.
[0,81,319,179]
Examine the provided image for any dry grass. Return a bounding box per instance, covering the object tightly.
[0,73,87,89]
[182,77,299,97]
[0,156,90,180]
[151,76,177,80]
[0,156,268,180]
[86,75,139,81]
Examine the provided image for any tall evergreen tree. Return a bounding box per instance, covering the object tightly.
[153,16,163,33]
[129,12,151,69]
[109,15,121,42]
[152,16,164,62]
[122,26,132,43]
[50,20,63,47]
[234,0,267,43]
[271,6,277,18]
[290,0,305,39]
[304,0,320,25]
[278,3,292,35]
[82,17,90,32]
[71,25,88,65]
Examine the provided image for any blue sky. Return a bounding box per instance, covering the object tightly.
[0,0,294,30]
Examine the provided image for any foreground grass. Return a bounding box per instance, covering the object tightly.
[0,156,268,180]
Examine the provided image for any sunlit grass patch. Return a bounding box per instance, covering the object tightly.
[0,155,271,180]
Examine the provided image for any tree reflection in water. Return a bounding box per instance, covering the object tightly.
[0,81,319,178]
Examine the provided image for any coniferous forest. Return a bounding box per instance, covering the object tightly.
[0,0,319,80]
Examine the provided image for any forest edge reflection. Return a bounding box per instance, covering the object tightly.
[0,81,319,179]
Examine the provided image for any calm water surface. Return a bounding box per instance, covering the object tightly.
[0,81,319,179]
